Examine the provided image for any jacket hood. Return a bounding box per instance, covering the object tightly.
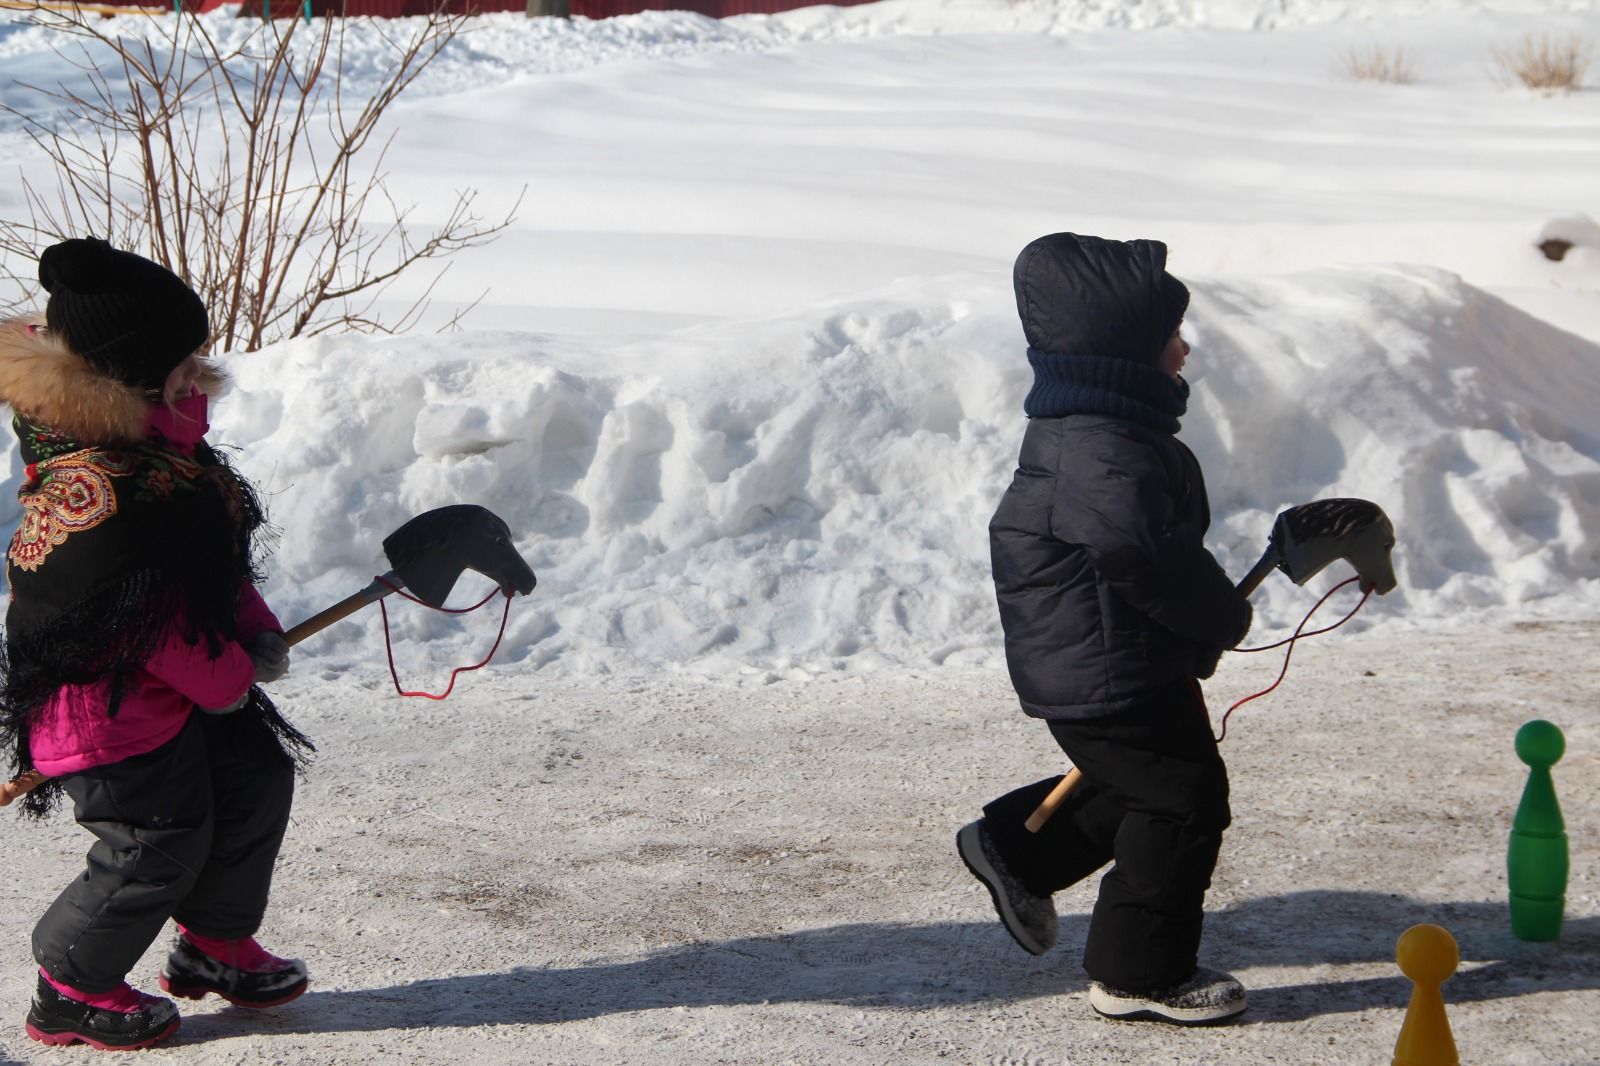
[0,316,227,444]
[1012,233,1189,365]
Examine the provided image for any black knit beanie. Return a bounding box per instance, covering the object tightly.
[38,237,209,390]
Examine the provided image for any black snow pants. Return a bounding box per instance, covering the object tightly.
[33,708,295,993]
[982,677,1230,992]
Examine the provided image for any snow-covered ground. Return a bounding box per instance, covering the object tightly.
[1,0,1598,1062]
[4,627,1598,1065]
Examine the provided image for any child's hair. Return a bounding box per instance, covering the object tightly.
[157,353,208,410]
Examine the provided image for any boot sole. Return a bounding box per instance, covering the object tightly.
[956,822,1051,956]
[26,1016,180,1050]
[1088,982,1247,1026]
[159,973,308,1009]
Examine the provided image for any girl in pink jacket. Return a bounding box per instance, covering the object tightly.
[0,239,313,1051]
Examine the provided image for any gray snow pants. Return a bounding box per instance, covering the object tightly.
[33,708,295,992]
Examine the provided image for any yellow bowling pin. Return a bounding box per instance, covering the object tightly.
[1393,923,1459,1066]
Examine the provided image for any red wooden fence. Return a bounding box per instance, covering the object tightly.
[125,0,877,17]
[566,0,877,13]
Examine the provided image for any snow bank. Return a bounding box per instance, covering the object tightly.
[113,262,1596,681]
[6,0,1600,113]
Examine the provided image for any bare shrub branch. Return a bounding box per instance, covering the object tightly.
[0,8,523,351]
[1342,44,1417,85]
[1491,32,1592,93]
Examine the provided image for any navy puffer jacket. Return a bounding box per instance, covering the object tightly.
[990,234,1251,719]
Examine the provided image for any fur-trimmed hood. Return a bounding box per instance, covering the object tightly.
[0,316,227,445]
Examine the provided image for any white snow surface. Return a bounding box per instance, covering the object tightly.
[6,0,1600,681]
[1,1,1599,1063]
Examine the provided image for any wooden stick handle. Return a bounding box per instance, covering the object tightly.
[282,575,398,647]
[4,575,403,807]
[0,769,46,808]
[1024,768,1083,833]
[281,594,372,646]
[281,594,371,646]
[1235,546,1281,600]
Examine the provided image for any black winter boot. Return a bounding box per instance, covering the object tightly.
[159,934,308,1008]
[25,974,181,1050]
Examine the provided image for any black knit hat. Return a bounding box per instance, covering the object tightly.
[38,237,209,390]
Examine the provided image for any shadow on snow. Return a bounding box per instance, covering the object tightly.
[186,890,1597,1039]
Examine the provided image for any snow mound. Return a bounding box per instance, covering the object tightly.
[133,262,1600,681]
[1190,265,1600,615]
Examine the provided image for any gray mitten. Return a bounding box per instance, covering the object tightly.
[248,631,291,685]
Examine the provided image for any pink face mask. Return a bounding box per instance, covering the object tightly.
[171,388,209,421]
[147,390,210,448]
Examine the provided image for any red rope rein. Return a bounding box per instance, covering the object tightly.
[366,571,1369,713]
[373,575,515,700]
[1216,575,1371,743]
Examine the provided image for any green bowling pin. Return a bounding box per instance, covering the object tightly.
[1507,720,1568,941]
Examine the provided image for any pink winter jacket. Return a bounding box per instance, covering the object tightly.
[27,395,284,776]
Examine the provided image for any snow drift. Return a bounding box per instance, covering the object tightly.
[27,262,1578,681]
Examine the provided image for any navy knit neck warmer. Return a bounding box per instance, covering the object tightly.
[1023,349,1190,433]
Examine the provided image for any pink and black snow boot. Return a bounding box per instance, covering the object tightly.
[26,970,181,1050]
[159,930,308,1008]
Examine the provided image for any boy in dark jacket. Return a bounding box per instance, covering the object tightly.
[958,232,1253,1025]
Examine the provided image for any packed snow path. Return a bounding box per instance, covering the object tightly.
[2,625,1596,1064]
